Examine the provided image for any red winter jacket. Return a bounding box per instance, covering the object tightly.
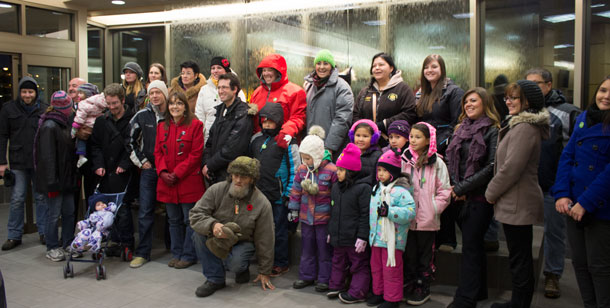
[155,118,205,204]
[251,54,307,138]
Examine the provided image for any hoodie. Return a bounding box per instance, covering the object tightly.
[251,54,307,139]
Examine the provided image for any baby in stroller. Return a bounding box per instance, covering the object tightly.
[70,201,117,253]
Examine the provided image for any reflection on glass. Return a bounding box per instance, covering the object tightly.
[26,7,72,40]
[88,29,104,91]
[114,31,149,83]
[589,2,610,105]
[28,66,70,104]
[0,54,13,107]
[0,2,19,34]
[485,1,575,102]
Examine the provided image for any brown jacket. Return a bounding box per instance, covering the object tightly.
[170,74,206,113]
[485,109,550,225]
[189,181,275,275]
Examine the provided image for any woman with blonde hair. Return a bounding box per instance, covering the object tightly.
[122,62,147,111]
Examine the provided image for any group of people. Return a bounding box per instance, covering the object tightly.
[0,49,608,308]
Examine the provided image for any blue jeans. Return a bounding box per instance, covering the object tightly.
[166,203,196,262]
[45,192,75,250]
[272,203,289,267]
[192,232,255,284]
[75,138,86,155]
[135,168,157,259]
[484,218,499,242]
[543,191,566,276]
[7,169,48,240]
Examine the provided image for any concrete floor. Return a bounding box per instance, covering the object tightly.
[0,201,585,308]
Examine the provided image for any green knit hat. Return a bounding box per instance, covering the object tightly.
[314,49,335,67]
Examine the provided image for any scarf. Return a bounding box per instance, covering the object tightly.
[446,116,493,180]
[379,180,397,267]
[33,110,69,171]
[586,103,610,127]
[313,73,330,89]
[211,77,218,87]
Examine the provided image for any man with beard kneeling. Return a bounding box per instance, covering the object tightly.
[190,156,275,297]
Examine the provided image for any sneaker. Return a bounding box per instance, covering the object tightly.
[403,280,417,300]
[378,301,400,308]
[235,270,250,284]
[168,258,178,267]
[366,294,384,306]
[438,244,455,252]
[195,280,226,297]
[406,286,430,306]
[46,248,65,262]
[130,257,148,268]
[338,292,365,304]
[174,260,196,269]
[327,289,343,299]
[270,265,289,277]
[64,248,83,259]
[77,156,88,168]
[1,239,22,251]
[544,273,561,298]
[293,279,315,289]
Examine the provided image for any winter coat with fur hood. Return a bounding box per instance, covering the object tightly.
[170,73,207,113]
[485,109,550,225]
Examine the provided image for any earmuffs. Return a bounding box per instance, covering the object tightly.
[349,119,380,145]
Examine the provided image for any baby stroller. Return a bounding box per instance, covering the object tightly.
[63,187,127,280]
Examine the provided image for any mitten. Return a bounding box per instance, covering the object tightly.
[274,131,292,149]
[377,201,389,217]
[287,210,299,222]
[355,238,367,253]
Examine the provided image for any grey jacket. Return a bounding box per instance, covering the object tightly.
[304,69,354,152]
[189,181,275,275]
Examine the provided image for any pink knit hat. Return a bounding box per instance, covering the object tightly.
[377,148,402,182]
[336,143,361,171]
[50,90,73,117]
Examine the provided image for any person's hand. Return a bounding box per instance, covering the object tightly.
[570,203,586,222]
[116,166,125,174]
[254,274,275,291]
[275,132,291,149]
[556,197,573,215]
[355,238,367,253]
[141,162,152,170]
[327,235,330,243]
[95,168,106,177]
[202,165,210,179]
[213,222,227,239]
[0,164,7,177]
[377,201,389,217]
[168,172,178,185]
[287,210,299,222]
[48,191,59,198]
[451,186,466,201]
[159,171,175,187]
[486,198,495,205]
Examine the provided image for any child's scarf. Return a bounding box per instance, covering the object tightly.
[379,180,397,267]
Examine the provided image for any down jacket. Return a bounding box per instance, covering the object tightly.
[129,102,164,168]
[288,160,338,225]
[304,68,354,152]
[328,174,372,247]
[73,94,107,129]
[485,110,550,225]
[155,118,204,204]
[251,54,307,139]
[552,111,610,220]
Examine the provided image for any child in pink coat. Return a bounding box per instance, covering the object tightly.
[71,84,104,168]
[401,122,451,306]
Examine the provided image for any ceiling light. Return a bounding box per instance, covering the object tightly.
[554,44,573,49]
[591,4,605,8]
[112,0,125,5]
[2,67,8,71]
[0,3,13,8]
[595,10,610,18]
[543,13,575,23]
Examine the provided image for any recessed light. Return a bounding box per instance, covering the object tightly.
[112,0,126,5]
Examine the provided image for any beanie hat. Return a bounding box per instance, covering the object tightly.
[122,62,143,79]
[50,91,73,117]
[336,143,362,171]
[516,79,544,113]
[210,56,231,73]
[228,156,260,181]
[299,126,326,170]
[147,80,169,99]
[387,120,411,139]
[349,119,380,144]
[377,148,402,182]
[314,49,336,68]
[20,80,37,91]
[77,83,99,99]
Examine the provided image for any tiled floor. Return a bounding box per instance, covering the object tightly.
[0,201,584,308]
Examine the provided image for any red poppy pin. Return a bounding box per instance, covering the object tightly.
[222,59,230,67]
[247,204,253,211]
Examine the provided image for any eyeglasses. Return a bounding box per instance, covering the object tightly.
[504,96,520,102]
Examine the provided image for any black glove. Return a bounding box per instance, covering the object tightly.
[377,201,389,217]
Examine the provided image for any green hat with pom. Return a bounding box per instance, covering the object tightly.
[314,49,335,68]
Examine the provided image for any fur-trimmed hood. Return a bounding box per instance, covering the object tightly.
[170,73,206,101]
[508,108,551,140]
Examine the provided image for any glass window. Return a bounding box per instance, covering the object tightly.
[484,1,575,103]
[588,2,610,106]
[26,7,73,40]
[114,31,149,83]
[0,2,19,34]
[0,54,14,107]
[88,28,104,90]
[28,66,70,104]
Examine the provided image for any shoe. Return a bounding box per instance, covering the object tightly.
[315,283,329,292]
[366,294,384,306]
[235,270,250,284]
[64,248,83,259]
[544,273,561,298]
[1,239,22,251]
[327,289,344,299]
[195,280,226,297]
[406,286,430,306]
[168,258,179,267]
[39,234,45,245]
[378,301,399,308]
[293,279,315,289]
[438,244,455,252]
[174,260,196,269]
[270,265,289,277]
[77,156,88,168]
[130,257,148,268]
[46,248,65,262]
[339,292,365,304]
[484,240,500,252]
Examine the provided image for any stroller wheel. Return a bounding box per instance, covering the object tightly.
[101,265,106,280]
[63,265,68,279]
[69,264,74,278]
[121,246,133,262]
[95,266,101,280]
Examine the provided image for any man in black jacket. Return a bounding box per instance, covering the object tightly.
[128,80,167,268]
[0,77,48,250]
[89,83,136,255]
[202,73,253,185]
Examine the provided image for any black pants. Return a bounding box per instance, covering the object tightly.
[0,268,6,308]
[566,217,610,308]
[405,230,436,283]
[436,200,462,248]
[453,200,493,308]
[503,223,534,308]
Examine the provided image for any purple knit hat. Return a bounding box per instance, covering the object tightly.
[387,120,410,139]
[377,148,402,182]
[77,83,100,98]
[50,91,73,117]
[336,143,362,171]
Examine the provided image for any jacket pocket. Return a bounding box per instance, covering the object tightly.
[8,144,23,166]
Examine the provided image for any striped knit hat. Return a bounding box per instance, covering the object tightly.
[77,83,99,99]
[50,91,73,117]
